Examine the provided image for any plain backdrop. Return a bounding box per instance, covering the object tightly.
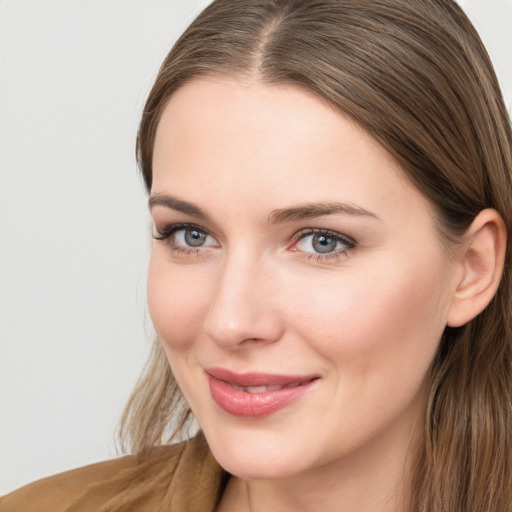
[1,0,511,496]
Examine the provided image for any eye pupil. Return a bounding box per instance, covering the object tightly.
[312,234,337,253]
[185,229,207,247]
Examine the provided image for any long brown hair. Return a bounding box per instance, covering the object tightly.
[120,1,512,510]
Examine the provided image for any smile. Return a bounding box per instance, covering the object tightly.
[230,382,302,393]
[206,368,319,417]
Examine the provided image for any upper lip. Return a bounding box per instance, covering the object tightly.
[205,367,319,387]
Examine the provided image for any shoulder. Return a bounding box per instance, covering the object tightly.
[0,444,181,512]
[0,436,224,512]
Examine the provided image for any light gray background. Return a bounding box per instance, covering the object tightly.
[1,0,511,495]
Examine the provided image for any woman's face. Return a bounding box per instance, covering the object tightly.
[148,78,458,481]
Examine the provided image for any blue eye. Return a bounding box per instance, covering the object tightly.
[154,224,218,251]
[175,228,214,247]
[294,229,355,257]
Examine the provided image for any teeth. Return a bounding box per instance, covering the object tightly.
[230,383,301,393]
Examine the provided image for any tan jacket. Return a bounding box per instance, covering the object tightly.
[0,434,226,512]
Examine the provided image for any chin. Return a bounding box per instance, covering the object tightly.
[214,449,299,481]
[200,421,310,480]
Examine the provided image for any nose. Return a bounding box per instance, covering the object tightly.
[203,251,285,349]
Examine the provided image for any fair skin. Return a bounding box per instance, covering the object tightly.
[147,77,505,512]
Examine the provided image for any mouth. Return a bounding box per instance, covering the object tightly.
[205,367,319,417]
[229,382,304,393]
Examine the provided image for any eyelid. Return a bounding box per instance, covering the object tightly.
[153,222,356,261]
[290,228,357,260]
[292,227,356,244]
[153,222,213,241]
[153,223,220,258]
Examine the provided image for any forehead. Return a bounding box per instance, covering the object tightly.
[151,77,433,229]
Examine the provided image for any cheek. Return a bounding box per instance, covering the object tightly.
[147,253,210,350]
[288,258,450,385]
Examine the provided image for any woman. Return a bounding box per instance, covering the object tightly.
[2,0,511,511]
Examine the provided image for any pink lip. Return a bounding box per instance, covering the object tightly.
[206,367,319,418]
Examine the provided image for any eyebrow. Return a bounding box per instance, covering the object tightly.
[268,202,380,224]
[148,194,380,223]
[148,194,209,220]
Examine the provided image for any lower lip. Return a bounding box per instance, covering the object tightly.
[207,374,317,417]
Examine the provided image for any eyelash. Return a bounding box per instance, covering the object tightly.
[153,223,214,256]
[153,223,357,261]
[291,228,356,262]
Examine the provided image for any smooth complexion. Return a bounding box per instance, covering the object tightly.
[147,78,463,512]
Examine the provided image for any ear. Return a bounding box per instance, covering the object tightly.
[447,209,507,327]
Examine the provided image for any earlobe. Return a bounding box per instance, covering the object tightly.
[447,209,507,328]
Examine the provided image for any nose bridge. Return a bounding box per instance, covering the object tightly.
[203,246,283,348]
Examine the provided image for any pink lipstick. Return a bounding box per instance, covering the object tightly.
[206,367,319,417]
